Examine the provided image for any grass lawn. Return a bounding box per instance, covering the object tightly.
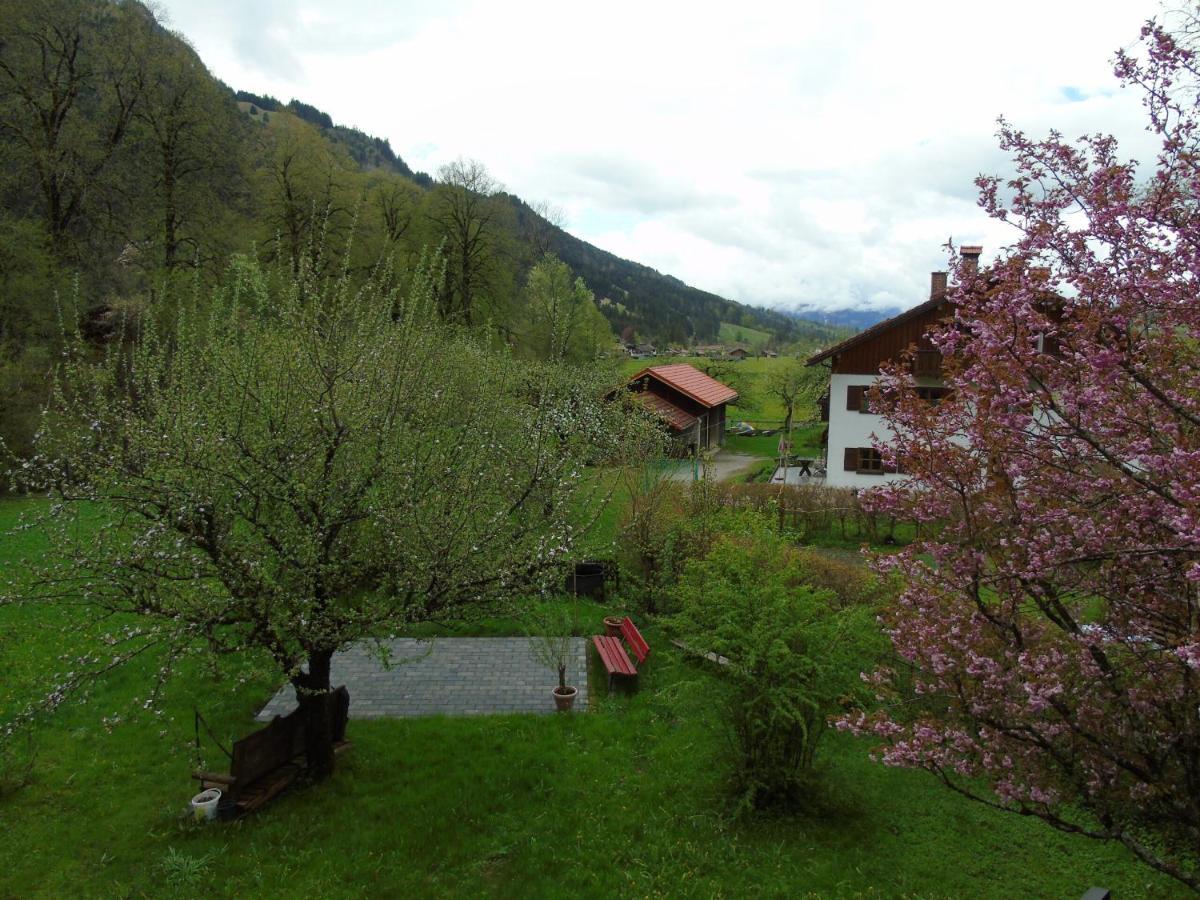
[725,423,825,459]
[0,498,1186,897]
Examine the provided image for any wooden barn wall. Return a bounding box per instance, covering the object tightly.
[830,307,951,374]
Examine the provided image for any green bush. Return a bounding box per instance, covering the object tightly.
[616,469,768,615]
[790,547,889,610]
[614,466,687,614]
[670,524,883,812]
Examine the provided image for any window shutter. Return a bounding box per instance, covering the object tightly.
[846,386,864,411]
[843,447,858,471]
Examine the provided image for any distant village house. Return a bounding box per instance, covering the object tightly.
[625,342,658,359]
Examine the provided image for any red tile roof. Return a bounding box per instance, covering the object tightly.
[635,392,698,431]
[629,364,738,408]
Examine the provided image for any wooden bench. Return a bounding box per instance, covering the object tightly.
[193,685,351,816]
[592,617,650,690]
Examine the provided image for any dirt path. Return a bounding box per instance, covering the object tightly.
[666,451,761,483]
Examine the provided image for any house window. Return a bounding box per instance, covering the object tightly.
[858,448,884,473]
[843,447,885,474]
[916,386,951,405]
[846,385,873,413]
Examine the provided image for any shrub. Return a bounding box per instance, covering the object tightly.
[615,465,686,614]
[670,525,883,811]
[617,468,774,615]
[789,548,889,610]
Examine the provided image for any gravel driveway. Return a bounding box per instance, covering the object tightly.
[665,451,761,483]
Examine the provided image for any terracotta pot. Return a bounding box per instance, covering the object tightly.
[603,616,623,637]
[553,685,578,712]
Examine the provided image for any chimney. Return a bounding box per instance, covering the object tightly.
[960,245,983,276]
[930,271,948,298]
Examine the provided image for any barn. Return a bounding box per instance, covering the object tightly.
[626,364,738,454]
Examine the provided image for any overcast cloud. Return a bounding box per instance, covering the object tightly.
[158,0,1165,315]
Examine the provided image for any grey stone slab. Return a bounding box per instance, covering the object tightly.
[255,637,589,721]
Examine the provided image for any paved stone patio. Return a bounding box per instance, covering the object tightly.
[256,637,588,720]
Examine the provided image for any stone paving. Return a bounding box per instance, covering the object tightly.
[256,637,589,720]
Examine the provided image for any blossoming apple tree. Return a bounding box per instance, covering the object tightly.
[6,252,652,776]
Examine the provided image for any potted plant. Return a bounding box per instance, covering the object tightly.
[603,615,624,637]
[190,788,222,821]
[527,603,579,712]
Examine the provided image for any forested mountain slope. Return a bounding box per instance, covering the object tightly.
[0,0,845,460]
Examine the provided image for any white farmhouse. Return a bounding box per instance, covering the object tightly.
[806,248,980,488]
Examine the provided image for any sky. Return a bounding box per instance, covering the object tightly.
[157,0,1166,316]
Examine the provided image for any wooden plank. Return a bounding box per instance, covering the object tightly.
[192,770,237,786]
[670,638,731,667]
[192,686,355,819]
[593,636,621,675]
[620,618,651,664]
[592,635,636,677]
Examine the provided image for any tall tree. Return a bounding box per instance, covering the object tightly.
[521,253,612,363]
[522,199,565,259]
[129,31,245,270]
[370,171,420,246]
[255,110,357,276]
[425,157,510,326]
[765,358,821,434]
[0,0,150,257]
[841,17,1200,890]
[10,251,648,775]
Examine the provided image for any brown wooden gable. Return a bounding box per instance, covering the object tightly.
[808,297,952,375]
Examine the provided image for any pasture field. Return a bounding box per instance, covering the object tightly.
[718,321,774,348]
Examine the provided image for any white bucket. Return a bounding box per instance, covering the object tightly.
[190,788,222,821]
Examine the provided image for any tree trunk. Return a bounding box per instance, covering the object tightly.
[162,144,178,269]
[293,649,336,779]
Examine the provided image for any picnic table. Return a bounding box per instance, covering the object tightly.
[782,456,821,476]
[794,457,816,477]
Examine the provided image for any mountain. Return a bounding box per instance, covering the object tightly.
[233,91,818,346]
[506,198,810,345]
[0,0,859,458]
[783,305,905,331]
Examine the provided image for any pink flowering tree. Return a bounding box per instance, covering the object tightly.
[840,19,1200,890]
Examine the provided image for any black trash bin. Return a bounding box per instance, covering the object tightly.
[565,561,605,599]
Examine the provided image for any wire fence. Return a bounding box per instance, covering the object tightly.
[709,482,921,544]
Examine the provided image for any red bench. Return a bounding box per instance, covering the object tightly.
[592,616,650,690]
